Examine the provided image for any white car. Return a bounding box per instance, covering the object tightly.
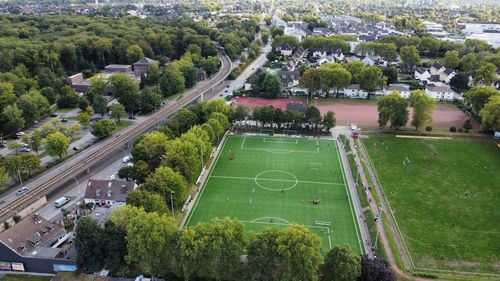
[122,156,131,163]
[16,186,29,195]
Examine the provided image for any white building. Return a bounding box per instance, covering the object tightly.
[415,68,431,82]
[430,64,446,76]
[342,84,368,98]
[426,85,462,101]
[284,26,307,42]
[380,84,411,99]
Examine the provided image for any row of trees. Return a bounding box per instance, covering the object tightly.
[116,99,231,214]
[249,104,337,132]
[76,207,395,281]
[377,90,436,130]
[299,62,384,97]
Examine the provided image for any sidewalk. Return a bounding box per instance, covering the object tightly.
[335,136,372,257]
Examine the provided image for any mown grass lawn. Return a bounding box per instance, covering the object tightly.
[363,137,500,274]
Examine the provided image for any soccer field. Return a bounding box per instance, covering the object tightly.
[185,135,364,254]
[363,137,500,275]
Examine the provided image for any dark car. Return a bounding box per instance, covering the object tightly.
[73,146,79,151]
[61,119,69,123]
[50,114,58,117]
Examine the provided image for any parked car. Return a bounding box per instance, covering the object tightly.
[0,144,6,148]
[122,156,132,163]
[14,132,25,139]
[20,148,31,152]
[61,119,69,123]
[54,197,70,208]
[50,114,58,117]
[73,146,79,151]
[16,186,29,195]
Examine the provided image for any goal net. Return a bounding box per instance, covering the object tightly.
[309,163,322,170]
[260,129,274,136]
[283,130,297,136]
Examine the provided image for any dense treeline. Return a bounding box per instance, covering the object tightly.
[0,14,258,136]
[76,209,396,281]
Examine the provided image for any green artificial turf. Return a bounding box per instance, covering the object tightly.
[186,135,364,254]
[363,137,500,274]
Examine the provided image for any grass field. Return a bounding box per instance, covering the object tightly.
[363,137,500,275]
[185,135,364,254]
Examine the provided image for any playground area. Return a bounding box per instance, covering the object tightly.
[231,96,307,111]
[185,135,364,254]
[363,136,500,274]
[317,100,479,130]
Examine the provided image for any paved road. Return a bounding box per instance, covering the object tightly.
[215,41,272,99]
[38,155,128,221]
[331,126,371,257]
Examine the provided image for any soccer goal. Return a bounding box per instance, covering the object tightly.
[283,129,297,136]
[315,220,331,226]
[402,157,411,167]
[309,163,322,170]
[260,129,274,136]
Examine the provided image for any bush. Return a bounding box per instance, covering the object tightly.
[61,208,70,217]
[79,202,86,209]
[458,128,463,133]
[425,126,432,131]
[4,222,9,230]
[463,119,472,132]
[13,215,21,223]
[450,126,457,132]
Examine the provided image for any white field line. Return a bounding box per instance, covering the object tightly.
[263,138,298,144]
[241,136,246,149]
[210,175,345,186]
[335,140,364,255]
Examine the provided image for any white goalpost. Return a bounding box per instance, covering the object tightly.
[260,129,274,136]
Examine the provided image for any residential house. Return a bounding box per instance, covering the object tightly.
[333,52,345,62]
[426,85,462,101]
[284,26,307,42]
[427,74,445,86]
[0,214,67,258]
[312,49,327,59]
[400,62,418,73]
[133,57,159,77]
[84,179,135,206]
[430,63,445,75]
[415,67,431,82]
[280,44,293,56]
[440,68,456,84]
[342,84,368,98]
[381,84,411,99]
[362,56,378,66]
[278,70,300,88]
[347,41,360,53]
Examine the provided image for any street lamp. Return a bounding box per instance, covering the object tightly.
[170,191,174,218]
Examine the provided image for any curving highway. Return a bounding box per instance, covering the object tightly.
[0,52,232,223]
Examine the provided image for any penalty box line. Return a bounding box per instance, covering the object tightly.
[210,175,345,186]
[240,136,320,153]
[240,220,332,249]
